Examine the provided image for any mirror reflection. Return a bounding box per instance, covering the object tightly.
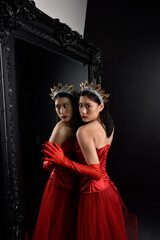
[15,38,86,238]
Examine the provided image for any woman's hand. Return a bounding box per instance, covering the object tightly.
[42,141,102,180]
[42,141,64,164]
[43,161,55,172]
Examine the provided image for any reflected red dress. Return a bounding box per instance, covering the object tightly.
[75,141,137,240]
[32,138,79,240]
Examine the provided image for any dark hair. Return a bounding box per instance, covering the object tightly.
[79,91,114,138]
[54,92,75,103]
[54,92,80,130]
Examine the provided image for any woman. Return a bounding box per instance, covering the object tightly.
[43,81,137,240]
[32,83,79,240]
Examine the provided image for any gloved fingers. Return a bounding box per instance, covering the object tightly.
[46,141,61,151]
[42,143,57,153]
[45,142,62,153]
[41,148,55,158]
[41,149,55,158]
[41,149,49,157]
[42,142,53,151]
[46,141,54,146]
[45,141,56,150]
[42,157,54,162]
[52,142,61,150]
[42,141,61,152]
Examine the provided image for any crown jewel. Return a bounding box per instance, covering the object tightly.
[79,80,110,103]
[50,82,75,100]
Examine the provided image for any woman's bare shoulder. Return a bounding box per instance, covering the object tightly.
[49,121,68,145]
[76,120,99,137]
[54,121,64,130]
[51,121,65,135]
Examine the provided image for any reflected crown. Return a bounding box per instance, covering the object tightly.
[50,82,75,100]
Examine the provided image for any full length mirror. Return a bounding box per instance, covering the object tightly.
[0,0,102,239]
[15,37,87,238]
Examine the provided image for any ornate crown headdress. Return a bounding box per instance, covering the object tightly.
[50,82,75,100]
[79,80,110,103]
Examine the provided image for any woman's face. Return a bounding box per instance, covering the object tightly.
[79,95,104,122]
[55,97,74,122]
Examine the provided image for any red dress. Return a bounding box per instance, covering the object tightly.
[32,138,79,240]
[75,141,137,240]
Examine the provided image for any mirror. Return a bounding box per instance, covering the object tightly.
[0,0,102,239]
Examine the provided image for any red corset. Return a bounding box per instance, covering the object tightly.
[50,138,78,191]
[75,140,115,193]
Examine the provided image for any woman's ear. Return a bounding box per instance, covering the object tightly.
[99,102,104,112]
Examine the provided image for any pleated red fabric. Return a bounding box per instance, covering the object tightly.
[32,138,79,240]
[75,141,138,240]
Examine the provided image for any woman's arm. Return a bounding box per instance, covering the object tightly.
[49,121,68,146]
[76,124,100,165]
[42,122,102,180]
[43,122,68,172]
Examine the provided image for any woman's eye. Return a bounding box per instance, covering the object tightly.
[79,104,82,108]
[64,104,68,108]
[86,105,90,108]
[56,105,60,110]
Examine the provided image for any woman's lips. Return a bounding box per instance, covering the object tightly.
[61,116,67,119]
[81,115,87,119]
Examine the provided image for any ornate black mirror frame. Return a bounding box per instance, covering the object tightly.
[0,0,102,239]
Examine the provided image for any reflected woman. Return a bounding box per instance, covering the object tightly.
[32,83,79,240]
[43,81,137,240]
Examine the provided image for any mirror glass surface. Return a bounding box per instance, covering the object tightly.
[14,37,86,236]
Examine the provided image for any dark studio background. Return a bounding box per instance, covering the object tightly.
[84,2,160,240]
[1,2,160,240]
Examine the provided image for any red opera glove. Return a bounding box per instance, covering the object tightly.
[43,161,55,172]
[42,141,102,180]
[42,144,55,172]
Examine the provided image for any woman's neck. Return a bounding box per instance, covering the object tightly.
[60,119,74,128]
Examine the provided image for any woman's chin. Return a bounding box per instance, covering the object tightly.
[82,119,89,122]
[61,117,72,123]
[62,118,68,122]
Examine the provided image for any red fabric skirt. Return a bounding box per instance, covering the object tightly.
[32,179,79,240]
[77,184,137,240]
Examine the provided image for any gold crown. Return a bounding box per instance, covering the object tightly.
[50,82,75,100]
[79,80,110,103]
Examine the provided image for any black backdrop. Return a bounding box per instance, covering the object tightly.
[84,2,160,240]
